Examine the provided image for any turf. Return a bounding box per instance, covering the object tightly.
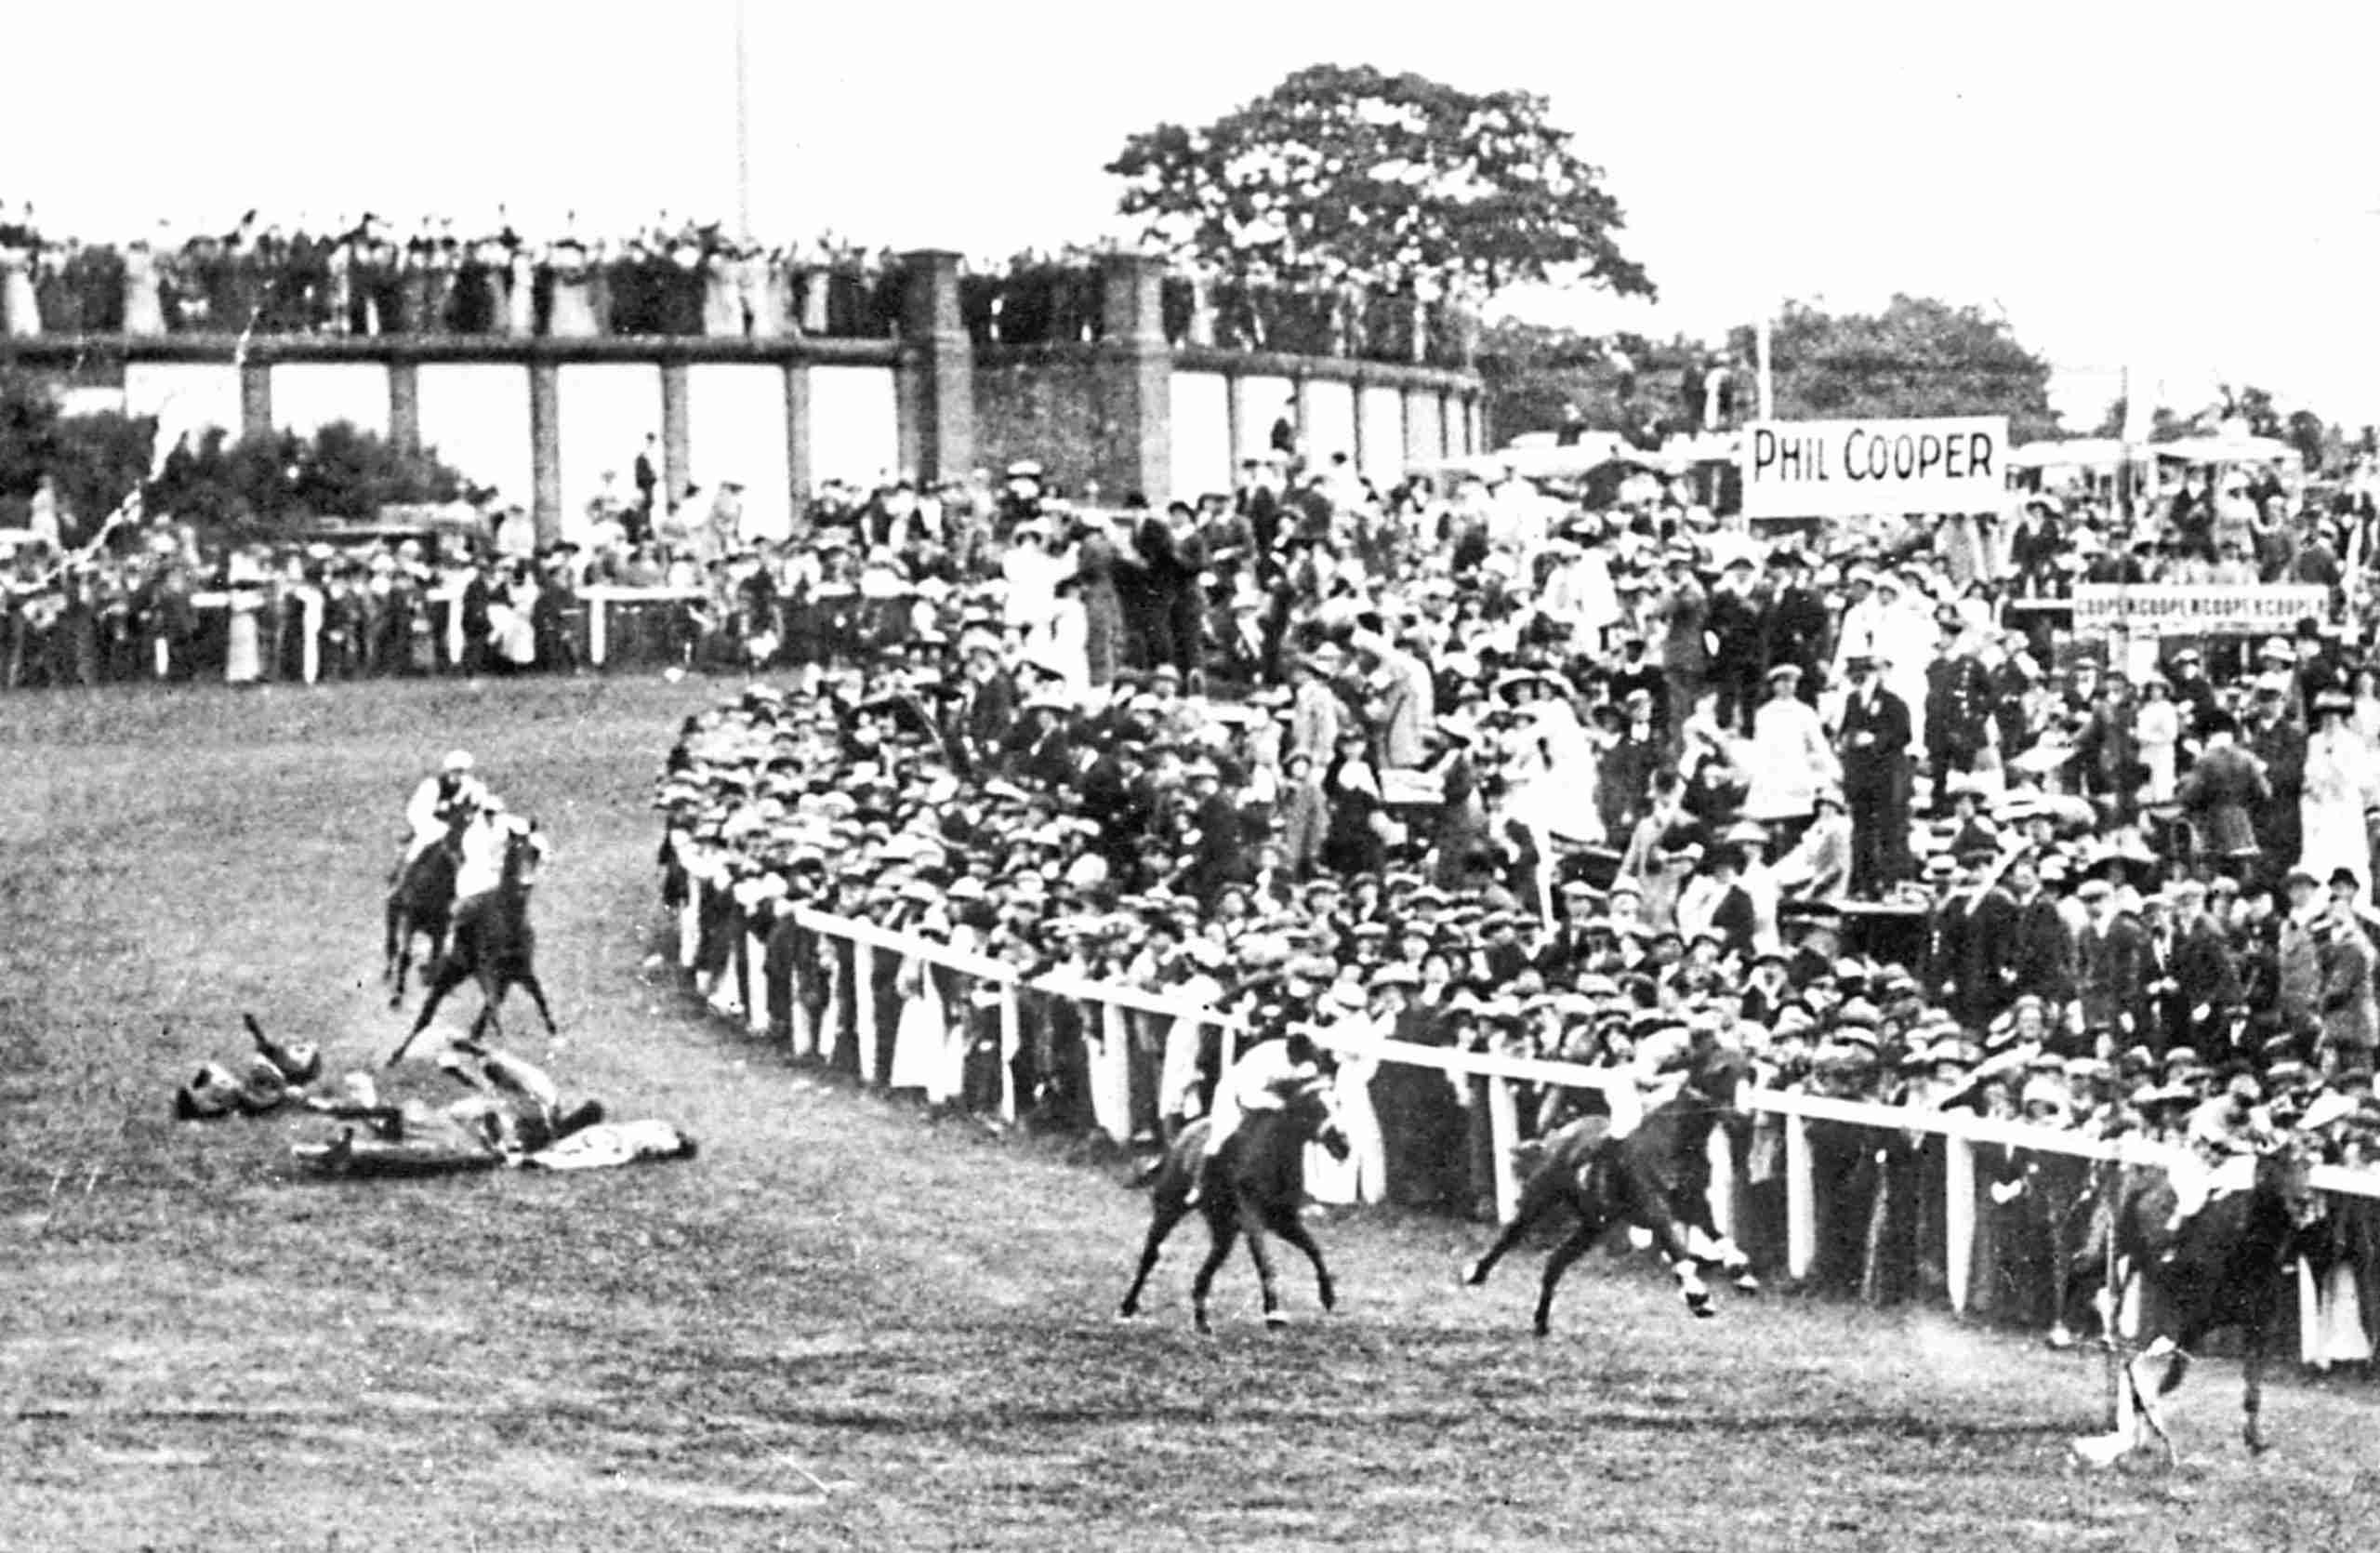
[3,677,2375,1552]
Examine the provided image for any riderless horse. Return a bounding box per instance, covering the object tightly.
[388,823,558,1066]
[1463,1039,1754,1334]
[2071,1140,2326,1466]
[1118,1076,1351,1334]
[385,811,469,1007]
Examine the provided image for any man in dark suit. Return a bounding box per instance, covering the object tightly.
[1759,551,1831,705]
[2076,877,2152,1044]
[1181,756,1250,907]
[2004,850,2077,1008]
[1838,656,1913,899]
[2168,877,2242,1059]
[1941,845,2021,1029]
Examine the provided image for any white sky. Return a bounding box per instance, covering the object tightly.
[10,0,2380,428]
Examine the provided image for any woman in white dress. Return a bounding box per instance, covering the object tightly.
[1741,665,1837,835]
[2299,690,2380,897]
[2135,675,2180,804]
[222,551,266,685]
[120,241,165,336]
[542,242,599,338]
[0,245,42,338]
[504,247,537,338]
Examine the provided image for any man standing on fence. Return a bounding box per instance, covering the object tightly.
[1838,656,1912,899]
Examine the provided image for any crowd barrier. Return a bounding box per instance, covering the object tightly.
[663,843,2380,1369]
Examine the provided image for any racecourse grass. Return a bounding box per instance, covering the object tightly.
[2,678,2376,1553]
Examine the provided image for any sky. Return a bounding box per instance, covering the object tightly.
[10,0,2380,430]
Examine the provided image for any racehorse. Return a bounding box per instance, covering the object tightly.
[1462,1041,1754,1334]
[387,824,557,1066]
[1117,1078,1351,1334]
[384,814,466,1007]
[2071,1140,2327,1467]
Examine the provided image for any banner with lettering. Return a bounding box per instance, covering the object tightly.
[1740,417,2007,518]
[2070,584,2330,638]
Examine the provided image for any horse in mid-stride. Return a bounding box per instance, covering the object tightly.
[1117,1078,1351,1334]
[384,814,467,1007]
[388,824,558,1066]
[2070,1140,2327,1467]
[1462,1040,1753,1334]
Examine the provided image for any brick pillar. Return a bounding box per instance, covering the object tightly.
[896,249,974,485]
[784,362,813,515]
[1095,252,1170,503]
[661,360,693,503]
[240,359,273,440]
[529,360,562,547]
[387,360,421,454]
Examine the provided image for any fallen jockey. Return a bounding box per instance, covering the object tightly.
[1185,1029,1325,1209]
[295,1046,694,1176]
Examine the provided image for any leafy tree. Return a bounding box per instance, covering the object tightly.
[1477,322,1721,446]
[1107,64,1654,303]
[148,420,468,539]
[0,370,156,540]
[1727,296,2058,443]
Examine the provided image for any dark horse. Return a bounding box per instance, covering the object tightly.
[1117,1078,1351,1333]
[385,815,467,1007]
[387,825,558,1066]
[2071,1141,2326,1467]
[1462,1042,1753,1334]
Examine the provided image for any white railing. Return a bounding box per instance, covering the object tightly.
[668,843,2380,1362]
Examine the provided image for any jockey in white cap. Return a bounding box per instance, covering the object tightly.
[452,793,550,917]
[2163,1072,2276,1241]
[400,750,491,872]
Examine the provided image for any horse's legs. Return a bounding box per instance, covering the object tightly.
[390,956,468,1066]
[516,971,560,1036]
[1235,1207,1286,1329]
[1465,1176,1557,1286]
[467,971,505,1049]
[2241,1324,2268,1455]
[2135,1334,2184,1468]
[1532,1213,1609,1337]
[1189,1212,1240,1335]
[1633,1188,1717,1317]
[1271,1212,1335,1314]
[1119,1197,1186,1320]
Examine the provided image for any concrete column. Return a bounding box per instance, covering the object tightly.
[240,359,273,441]
[661,359,693,503]
[1094,252,1170,503]
[529,360,562,547]
[784,362,813,513]
[1349,375,1367,471]
[896,249,974,485]
[387,360,421,454]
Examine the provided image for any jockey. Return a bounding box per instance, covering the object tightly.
[401,750,491,869]
[1609,1012,1712,1139]
[2163,1072,2277,1239]
[451,796,550,928]
[1185,1028,1324,1207]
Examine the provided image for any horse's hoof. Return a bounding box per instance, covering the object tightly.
[1263,1312,1289,1331]
[1686,1293,1715,1319]
[1461,1261,1487,1287]
[2046,1325,2076,1352]
[1531,1321,1552,1340]
[1114,1306,1140,1322]
[1733,1274,1761,1294]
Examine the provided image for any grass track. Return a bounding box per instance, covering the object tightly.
[2,678,2376,1552]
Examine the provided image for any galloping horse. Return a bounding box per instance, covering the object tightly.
[2071,1140,2327,1467]
[384,813,467,1006]
[1118,1078,1351,1334]
[387,824,558,1066]
[1463,1040,1753,1334]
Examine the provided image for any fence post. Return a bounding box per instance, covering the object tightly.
[1943,1135,1975,1316]
[788,934,815,1059]
[1096,1001,1133,1144]
[677,870,702,972]
[854,943,879,1085]
[998,983,1022,1125]
[2300,1259,2322,1367]
[588,593,609,669]
[1706,1124,1738,1245]
[1487,1076,1522,1225]
[1785,1113,1815,1281]
[746,923,772,1037]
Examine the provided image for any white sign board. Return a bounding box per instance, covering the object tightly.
[1740,417,2007,518]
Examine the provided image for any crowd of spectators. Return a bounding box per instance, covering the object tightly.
[0,204,1474,363]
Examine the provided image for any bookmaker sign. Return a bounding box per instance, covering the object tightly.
[1741,417,2006,518]
[2071,584,2331,637]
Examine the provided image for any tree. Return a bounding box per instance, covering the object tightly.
[1476,322,1719,446]
[0,370,156,540]
[1729,296,2058,444]
[1106,64,1654,303]
[147,420,468,540]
